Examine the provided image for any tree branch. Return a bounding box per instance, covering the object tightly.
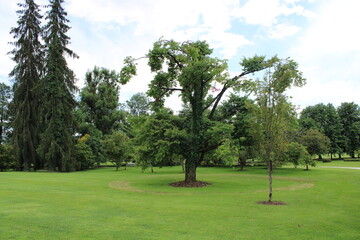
[167,51,183,70]
[207,70,257,120]
[160,87,183,92]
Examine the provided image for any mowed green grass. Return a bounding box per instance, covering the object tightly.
[1,161,359,240]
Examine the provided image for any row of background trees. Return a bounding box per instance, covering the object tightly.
[2,67,360,172]
[2,0,360,184]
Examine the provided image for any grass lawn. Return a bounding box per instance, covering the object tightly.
[1,162,359,240]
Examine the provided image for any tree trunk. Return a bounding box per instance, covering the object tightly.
[185,87,204,183]
[0,115,3,144]
[181,159,185,173]
[268,160,273,202]
[185,162,197,183]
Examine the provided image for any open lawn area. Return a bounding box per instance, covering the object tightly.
[1,161,359,240]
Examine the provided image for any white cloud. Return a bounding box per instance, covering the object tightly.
[290,0,360,108]
[294,0,360,56]
[0,3,19,79]
[66,0,253,60]
[202,31,254,59]
[0,0,56,79]
[4,0,340,111]
[268,23,301,39]
[232,0,309,26]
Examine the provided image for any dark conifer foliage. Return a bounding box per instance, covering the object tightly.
[9,0,44,171]
[38,0,78,171]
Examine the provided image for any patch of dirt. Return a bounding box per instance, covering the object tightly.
[109,180,144,193]
[169,181,211,188]
[257,201,286,205]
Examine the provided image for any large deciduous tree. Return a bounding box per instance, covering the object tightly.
[38,0,78,171]
[126,92,150,117]
[337,102,360,158]
[132,108,185,172]
[285,142,314,170]
[217,94,256,170]
[250,58,305,202]
[299,129,330,158]
[103,131,131,171]
[9,0,44,171]
[121,39,278,184]
[299,103,343,159]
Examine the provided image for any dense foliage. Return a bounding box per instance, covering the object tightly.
[9,0,44,171]
[5,2,360,179]
[37,0,79,172]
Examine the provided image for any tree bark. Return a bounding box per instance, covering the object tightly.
[185,163,197,183]
[185,84,204,183]
[268,160,273,202]
[181,159,185,173]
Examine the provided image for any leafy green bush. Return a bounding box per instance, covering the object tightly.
[74,134,96,170]
[0,145,16,171]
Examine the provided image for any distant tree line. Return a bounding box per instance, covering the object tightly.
[2,0,360,183]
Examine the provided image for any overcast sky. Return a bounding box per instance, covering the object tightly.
[1,0,360,111]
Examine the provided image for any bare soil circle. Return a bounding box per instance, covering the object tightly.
[169,181,211,188]
[257,201,286,205]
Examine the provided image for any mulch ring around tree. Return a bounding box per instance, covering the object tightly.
[169,181,211,188]
[257,201,286,205]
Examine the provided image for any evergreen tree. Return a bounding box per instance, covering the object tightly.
[8,0,44,171]
[80,67,122,135]
[38,0,78,171]
[0,83,13,144]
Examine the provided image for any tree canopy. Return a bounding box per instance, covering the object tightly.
[249,58,305,201]
[121,39,296,184]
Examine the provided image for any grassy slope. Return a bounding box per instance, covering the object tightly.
[1,162,359,240]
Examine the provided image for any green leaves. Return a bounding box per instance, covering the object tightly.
[132,109,184,171]
[285,142,312,168]
[300,129,330,157]
[240,55,267,73]
[9,0,44,171]
[272,58,306,93]
[102,131,130,171]
[120,56,137,84]
[80,67,123,135]
[38,0,78,171]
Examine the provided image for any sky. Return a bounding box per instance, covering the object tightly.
[1,0,360,112]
